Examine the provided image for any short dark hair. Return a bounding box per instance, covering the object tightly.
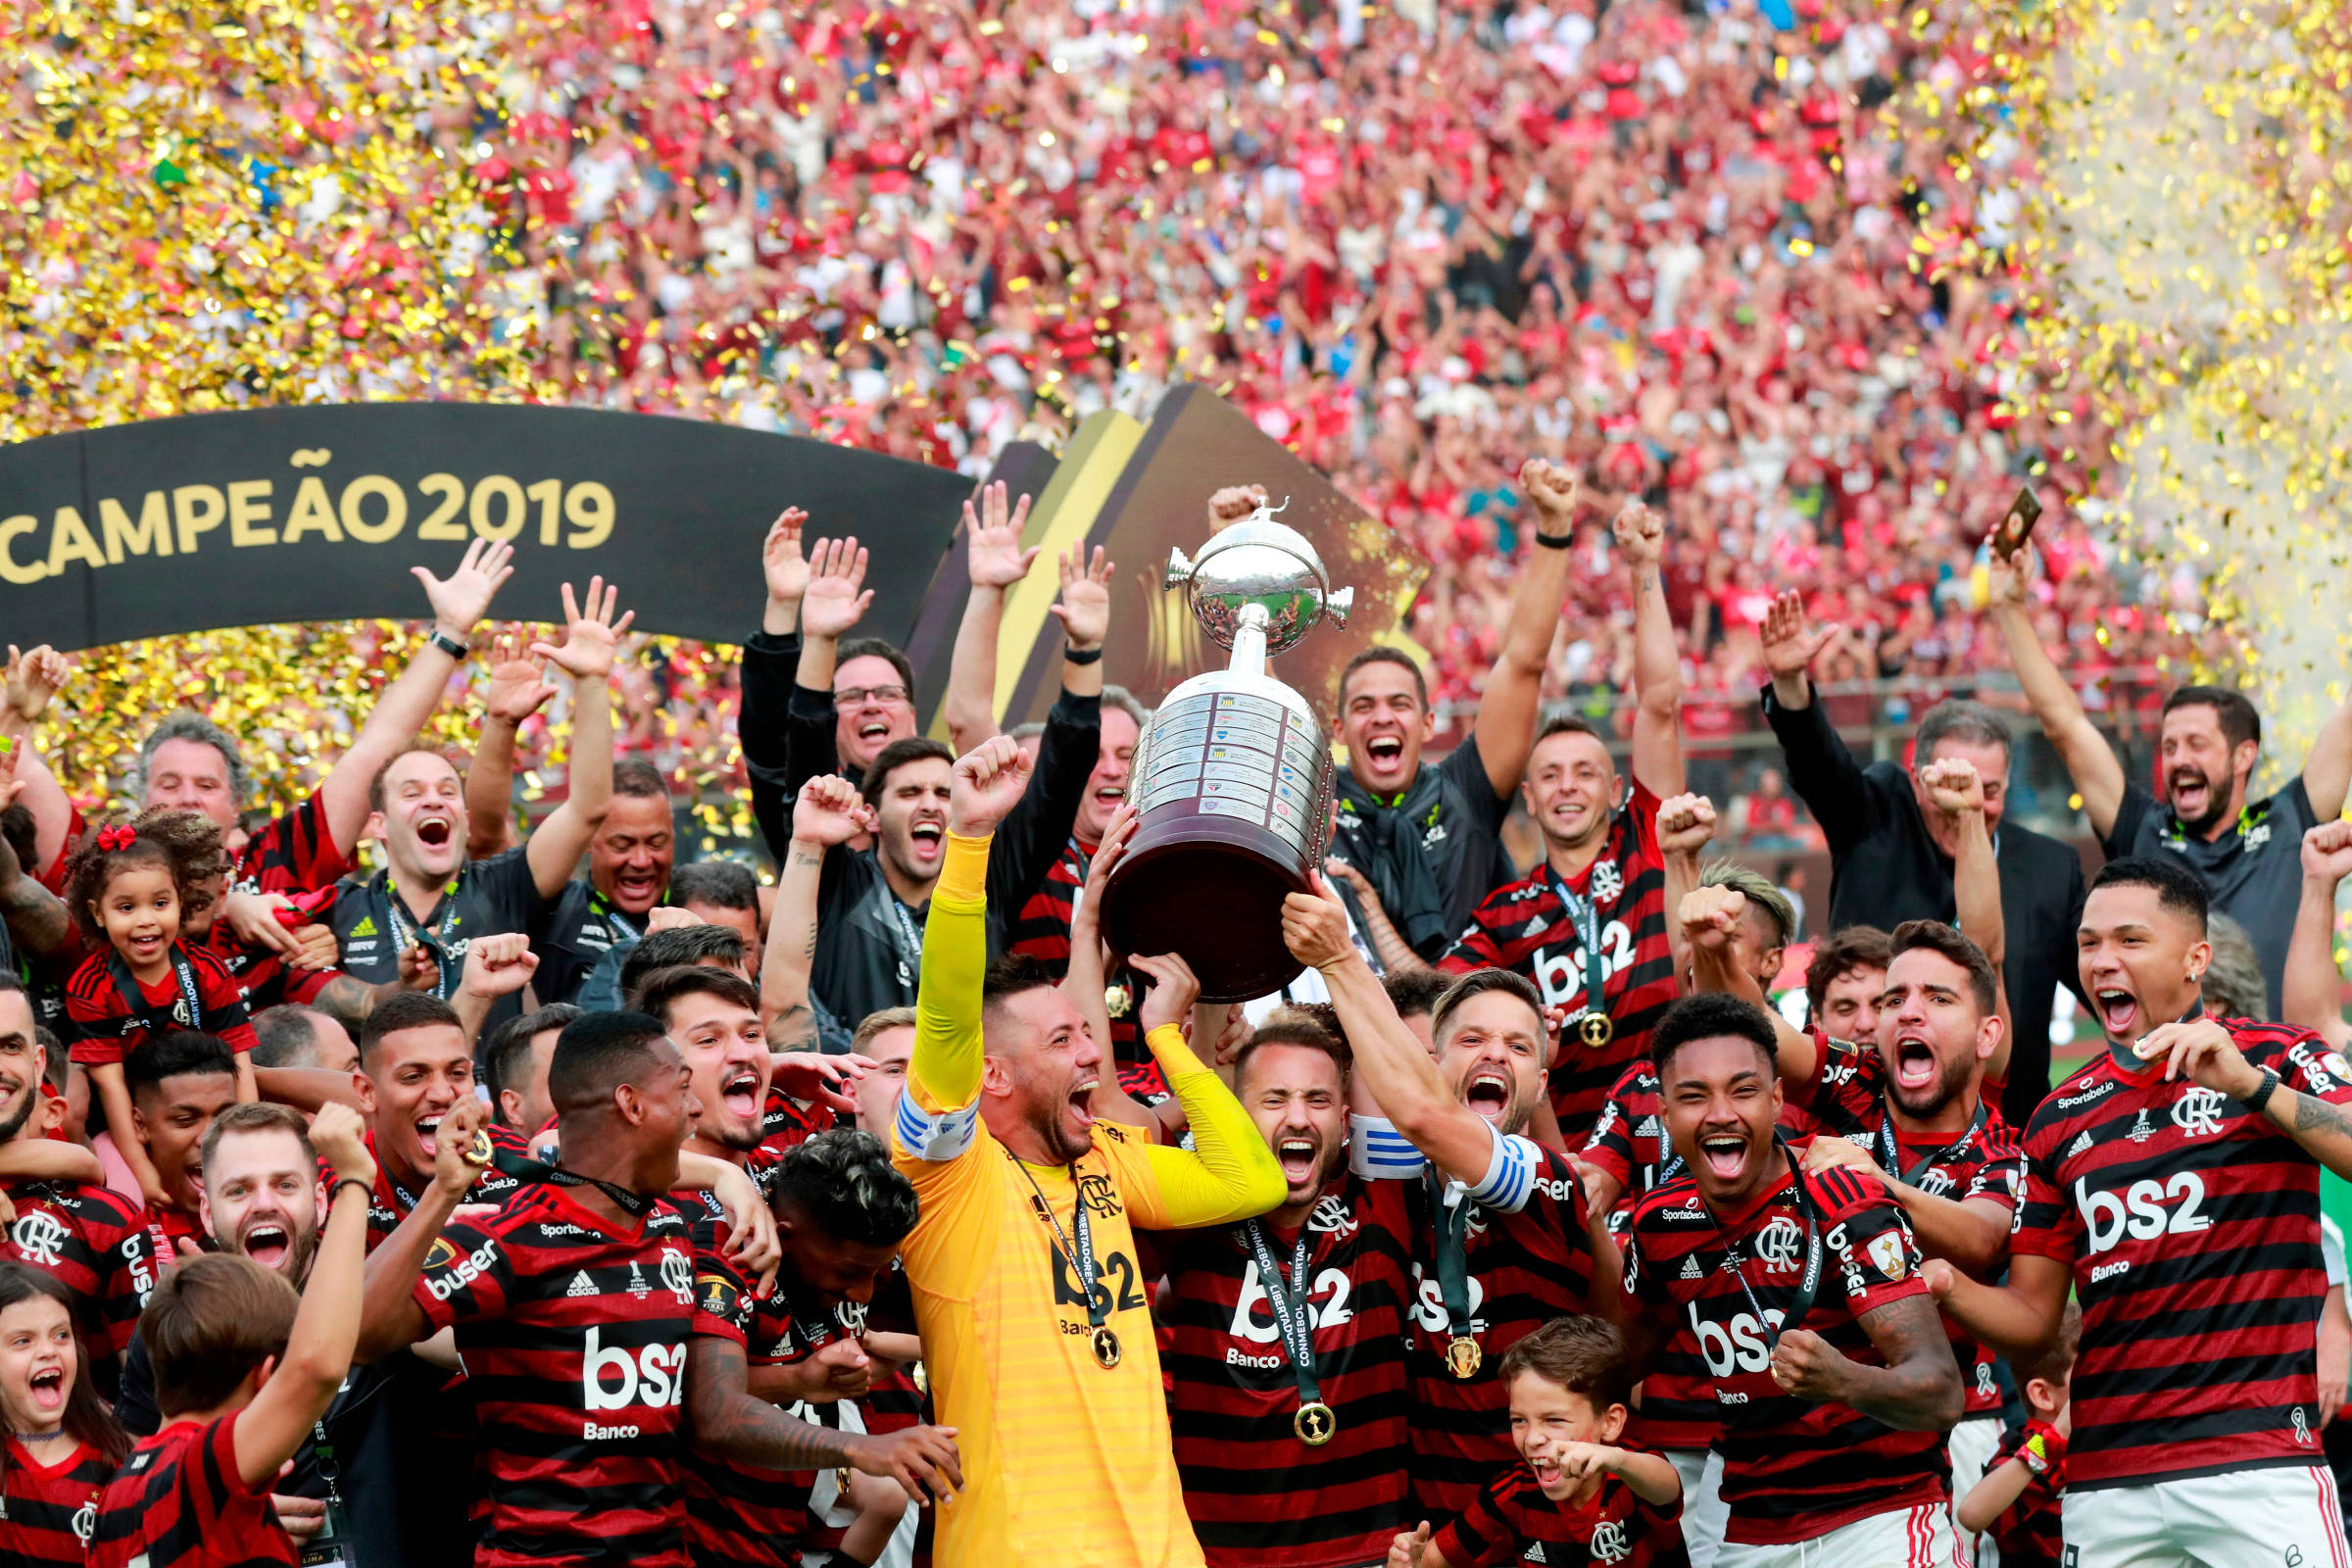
[125,1030,236,1102]
[1805,925,1893,1019]
[366,747,462,815]
[250,1006,324,1070]
[1886,919,1999,1015]
[2163,684,2260,752]
[860,736,953,807]
[199,1101,317,1181]
[0,804,37,877]
[1496,1313,1634,1411]
[1430,968,1544,1048]
[2089,855,2209,934]
[1339,646,1429,709]
[635,965,761,1029]
[612,759,669,799]
[1915,699,2013,765]
[1648,993,1779,1078]
[773,1129,919,1248]
[35,1027,65,1094]
[980,954,1060,1035]
[144,1252,300,1416]
[548,1010,673,1117]
[360,992,466,1068]
[618,926,748,1008]
[483,1004,582,1122]
[1231,1014,1350,1094]
[836,637,915,699]
[1383,969,1450,1022]
[670,858,760,912]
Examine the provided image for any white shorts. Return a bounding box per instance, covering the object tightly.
[1668,1449,1731,1568]
[1714,1502,1961,1568]
[2064,1464,2350,1568]
[1947,1416,2003,1567]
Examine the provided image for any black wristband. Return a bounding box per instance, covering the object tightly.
[332,1178,374,1208]
[2245,1066,2280,1115]
[1063,644,1104,665]
[427,629,469,660]
[1533,531,1573,550]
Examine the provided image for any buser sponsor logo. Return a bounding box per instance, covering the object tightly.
[422,1237,500,1300]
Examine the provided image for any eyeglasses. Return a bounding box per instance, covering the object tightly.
[834,684,911,706]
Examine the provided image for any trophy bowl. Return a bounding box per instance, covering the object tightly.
[1100,506,1352,1004]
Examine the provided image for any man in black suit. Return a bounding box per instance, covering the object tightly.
[1754,591,2085,1127]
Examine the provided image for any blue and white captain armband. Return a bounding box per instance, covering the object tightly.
[1349,1114,1426,1180]
[1464,1123,1543,1214]
[894,1091,979,1163]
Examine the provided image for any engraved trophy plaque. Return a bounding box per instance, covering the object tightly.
[1099,501,1354,1004]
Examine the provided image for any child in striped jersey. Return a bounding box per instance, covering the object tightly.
[1389,1315,1688,1568]
[1957,1300,2080,1568]
[0,1264,130,1568]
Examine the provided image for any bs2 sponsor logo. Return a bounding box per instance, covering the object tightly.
[1689,1301,1784,1376]
[2075,1172,2210,1255]
[582,1326,686,1413]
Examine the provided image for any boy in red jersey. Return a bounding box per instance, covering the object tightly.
[1617,994,1963,1566]
[1957,1301,2078,1568]
[1932,856,2352,1566]
[87,1102,375,1568]
[1387,1314,1687,1568]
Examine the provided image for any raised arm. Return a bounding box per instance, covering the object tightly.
[233,1102,376,1487]
[1655,793,1718,981]
[1985,547,2126,838]
[0,645,75,875]
[907,739,1034,1124]
[939,482,1038,755]
[1122,951,1286,1228]
[1471,460,1581,798]
[1284,878,1501,1186]
[1756,592,1878,854]
[1769,1290,1962,1433]
[1615,498,1685,801]
[356,1096,490,1363]
[793,536,873,701]
[465,629,558,860]
[1681,884,1817,1081]
[323,541,514,858]
[0,747,71,957]
[1069,808,1189,1143]
[447,934,539,1051]
[2287,823,2352,1049]
[523,579,631,899]
[2306,692,2352,832]
[764,777,872,1051]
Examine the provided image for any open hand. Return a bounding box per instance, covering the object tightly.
[531,578,634,681]
[481,627,558,725]
[1759,591,1842,679]
[771,1052,870,1117]
[960,481,1038,589]
[850,1424,963,1508]
[4,644,70,721]
[414,538,515,638]
[763,507,813,607]
[800,536,873,641]
[1048,542,1114,653]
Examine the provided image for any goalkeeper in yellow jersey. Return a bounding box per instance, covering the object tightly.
[890,735,1287,1567]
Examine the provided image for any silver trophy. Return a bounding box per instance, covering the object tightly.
[1099,500,1354,1004]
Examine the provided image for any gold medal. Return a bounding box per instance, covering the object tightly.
[1577,1011,1614,1049]
[1293,1401,1338,1446]
[1091,1325,1123,1369]
[1104,984,1132,1019]
[1446,1334,1483,1380]
[466,1129,495,1168]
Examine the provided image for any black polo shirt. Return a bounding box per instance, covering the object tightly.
[327,847,549,1035]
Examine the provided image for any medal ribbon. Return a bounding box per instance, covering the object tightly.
[1008,1151,1107,1333]
[374,872,465,999]
[1544,867,1608,1031]
[1707,1141,1825,1358]
[1876,1100,1988,1186]
[1241,1220,1325,1412]
[541,1165,657,1218]
[1427,1168,1478,1343]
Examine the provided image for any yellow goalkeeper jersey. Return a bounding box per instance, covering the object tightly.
[891,831,1285,1568]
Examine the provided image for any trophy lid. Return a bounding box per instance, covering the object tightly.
[1165,500,1354,656]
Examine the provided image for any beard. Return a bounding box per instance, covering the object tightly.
[1886,1048,1976,1122]
[0,1081,35,1146]
[2168,766,2232,835]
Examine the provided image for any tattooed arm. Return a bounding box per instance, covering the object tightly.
[685,1336,962,1504]
[1770,1293,1963,1432]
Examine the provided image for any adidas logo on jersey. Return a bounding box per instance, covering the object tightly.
[1523,1544,1547,1563]
[1680,1254,1703,1281]
[2067,1131,2093,1157]
[566,1271,597,1298]
[348,916,377,938]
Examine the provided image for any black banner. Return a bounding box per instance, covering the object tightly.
[0,403,975,651]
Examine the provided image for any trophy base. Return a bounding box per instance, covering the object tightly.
[1099,813,1313,1005]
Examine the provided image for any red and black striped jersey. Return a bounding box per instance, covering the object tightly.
[1580,1063,1714,1453]
[358,1126,526,1251]
[1981,1422,2064,1568]
[3,1179,167,1369]
[1431,1459,1690,1568]
[1401,1142,1598,1520]
[759,1086,840,1158]
[229,787,351,899]
[1154,1172,1416,1568]
[2011,1018,2352,1490]
[198,918,340,1015]
[1622,1162,1942,1546]
[414,1180,699,1568]
[64,944,257,1068]
[1437,781,1676,1142]
[844,1257,929,1436]
[678,1184,815,1568]
[1006,835,1090,965]
[88,1414,294,1568]
[1779,1036,2026,1418]
[0,1438,112,1566]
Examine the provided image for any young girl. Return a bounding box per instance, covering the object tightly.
[0,1262,130,1566]
[63,821,257,1207]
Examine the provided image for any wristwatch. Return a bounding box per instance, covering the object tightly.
[427,629,469,660]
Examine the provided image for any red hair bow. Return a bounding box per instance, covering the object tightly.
[95,825,136,852]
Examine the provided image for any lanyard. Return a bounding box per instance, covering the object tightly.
[541,1165,656,1218]
[1241,1220,1325,1410]
[1007,1150,1104,1330]
[108,946,203,1036]
[1707,1144,1825,1355]
[373,872,464,999]
[2109,1000,2206,1074]
[589,890,645,945]
[1428,1168,1477,1339]
[1543,866,1609,1027]
[1876,1100,1988,1186]
[883,894,924,992]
